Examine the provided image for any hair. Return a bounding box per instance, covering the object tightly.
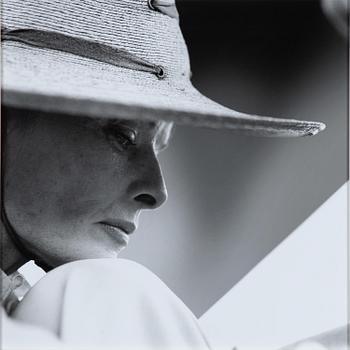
[1,107,42,189]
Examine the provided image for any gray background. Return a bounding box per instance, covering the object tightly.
[121,0,348,317]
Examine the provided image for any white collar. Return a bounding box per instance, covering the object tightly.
[1,268,31,314]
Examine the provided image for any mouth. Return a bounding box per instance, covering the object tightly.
[98,220,136,247]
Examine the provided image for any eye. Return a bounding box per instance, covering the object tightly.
[114,130,136,149]
[103,125,137,151]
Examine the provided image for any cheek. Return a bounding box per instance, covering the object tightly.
[46,151,128,224]
[57,149,132,220]
[7,138,129,231]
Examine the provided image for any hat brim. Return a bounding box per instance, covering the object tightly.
[2,42,325,137]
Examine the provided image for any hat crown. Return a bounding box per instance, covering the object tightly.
[2,0,326,137]
[3,0,191,82]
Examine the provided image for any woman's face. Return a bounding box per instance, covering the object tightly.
[4,109,173,267]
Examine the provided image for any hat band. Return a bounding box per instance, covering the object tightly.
[1,27,165,79]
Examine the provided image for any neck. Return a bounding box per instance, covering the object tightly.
[1,221,28,274]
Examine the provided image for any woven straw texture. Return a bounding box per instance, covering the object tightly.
[2,0,326,136]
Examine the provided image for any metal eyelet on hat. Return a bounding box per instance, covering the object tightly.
[147,0,179,21]
[156,65,165,79]
[147,0,156,11]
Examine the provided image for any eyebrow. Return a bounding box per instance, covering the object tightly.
[85,117,174,149]
[108,119,173,150]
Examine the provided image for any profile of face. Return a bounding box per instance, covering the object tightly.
[4,108,173,268]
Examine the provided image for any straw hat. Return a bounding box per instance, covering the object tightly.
[1,0,325,137]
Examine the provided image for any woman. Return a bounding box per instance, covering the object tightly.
[1,0,326,348]
[2,109,215,349]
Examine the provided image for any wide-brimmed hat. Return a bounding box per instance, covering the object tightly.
[1,0,325,137]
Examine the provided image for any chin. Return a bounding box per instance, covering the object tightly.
[74,245,125,261]
[39,245,123,269]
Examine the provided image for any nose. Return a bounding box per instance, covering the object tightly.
[130,153,168,210]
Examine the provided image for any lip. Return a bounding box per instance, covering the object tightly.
[98,220,136,247]
[100,219,136,235]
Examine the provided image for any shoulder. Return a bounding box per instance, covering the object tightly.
[48,258,169,291]
[57,258,181,307]
[10,259,209,348]
[20,258,164,293]
[12,258,183,333]
[1,306,62,348]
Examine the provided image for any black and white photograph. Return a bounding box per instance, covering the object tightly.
[1,0,349,349]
